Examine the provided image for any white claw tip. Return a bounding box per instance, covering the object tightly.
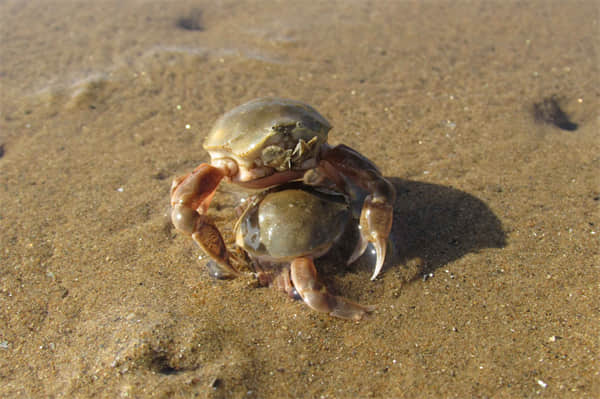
[370,259,383,281]
[370,240,386,281]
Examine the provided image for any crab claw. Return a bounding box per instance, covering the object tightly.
[359,195,394,280]
[171,163,243,278]
[318,144,396,281]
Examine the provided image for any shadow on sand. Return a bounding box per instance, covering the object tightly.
[384,177,506,281]
[320,178,506,285]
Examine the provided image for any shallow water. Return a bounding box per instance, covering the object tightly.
[1,1,598,398]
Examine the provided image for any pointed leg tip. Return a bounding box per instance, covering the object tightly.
[330,301,375,320]
[206,260,243,279]
[355,306,376,321]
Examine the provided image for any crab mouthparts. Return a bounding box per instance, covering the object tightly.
[261,137,320,172]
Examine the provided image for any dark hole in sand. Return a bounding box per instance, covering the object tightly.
[533,96,578,131]
[176,9,204,31]
[150,354,181,375]
[152,171,169,180]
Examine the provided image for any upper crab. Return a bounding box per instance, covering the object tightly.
[203,98,331,187]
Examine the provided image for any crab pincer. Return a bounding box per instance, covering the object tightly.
[170,163,242,277]
[318,144,396,280]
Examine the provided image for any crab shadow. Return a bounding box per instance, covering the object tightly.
[387,178,506,281]
[325,178,506,283]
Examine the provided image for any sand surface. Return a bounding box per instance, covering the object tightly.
[1,1,598,398]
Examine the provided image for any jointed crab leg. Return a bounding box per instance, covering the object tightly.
[170,163,242,277]
[319,144,396,280]
[290,257,374,320]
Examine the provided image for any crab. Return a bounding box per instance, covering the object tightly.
[170,97,395,284]
[235,183,374,320]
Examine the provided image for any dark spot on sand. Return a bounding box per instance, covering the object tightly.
[176,9,204,31]
[0,144,4,159]
[150,353,180,375]
[152,171,169,180]
[533,96,578,131]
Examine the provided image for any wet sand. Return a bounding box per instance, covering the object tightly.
[0,1,598,397]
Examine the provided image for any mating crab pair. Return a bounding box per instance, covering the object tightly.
[170,98,395,320]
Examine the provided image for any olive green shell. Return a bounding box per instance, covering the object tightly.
[203,98,331,163]
[236,187,350,260]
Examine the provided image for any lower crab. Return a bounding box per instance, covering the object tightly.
[235,183,374,320]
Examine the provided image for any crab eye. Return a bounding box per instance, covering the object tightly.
[296,121,304,128]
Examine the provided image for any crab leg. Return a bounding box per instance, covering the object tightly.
[170,163,242,277]
[319,144,396,280]
[290,257,374,320]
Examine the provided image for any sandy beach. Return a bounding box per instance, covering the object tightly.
[1,1,598,397]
